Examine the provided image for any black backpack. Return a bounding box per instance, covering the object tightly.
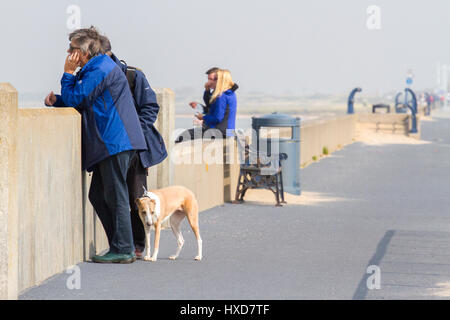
[126,67,137,95]
[120,59,137,95]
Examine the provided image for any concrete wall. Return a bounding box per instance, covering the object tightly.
[148,88,175,190]
[299,112,422,168]
[0,83,19,300]
[172,138,240,212]
[17,108,84,292]
[300,115,357,167]
[418,105,427,117]
[356,113,421,139]
[223,139,241,203]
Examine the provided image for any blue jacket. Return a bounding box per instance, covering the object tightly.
[59,54,147,172]
[110,54,167,168]
[203,89,237,136]
[202,83,239,115]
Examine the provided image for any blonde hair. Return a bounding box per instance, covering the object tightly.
[210,69,234,104]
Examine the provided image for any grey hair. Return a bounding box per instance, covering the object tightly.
[69,26,102,59]
[99,35,112,55]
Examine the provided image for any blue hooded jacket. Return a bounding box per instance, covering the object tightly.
[59,54,147,172]
[203,89,237,136]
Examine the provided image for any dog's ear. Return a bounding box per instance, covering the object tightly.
[135,198,142,206]
[148,199,156,209]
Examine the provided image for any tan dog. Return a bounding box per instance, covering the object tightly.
[135,185,202,261]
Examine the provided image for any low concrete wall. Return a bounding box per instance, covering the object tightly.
[356,113,421,139]
[418,105,427,117]
[298,112,421,168]
[0,83,19,300]
[17,108,84,293]
[172,139,240,212]
[224,139,241,203]
[148,88,175,190]
[300,115,357,167]
[357,113,409,134]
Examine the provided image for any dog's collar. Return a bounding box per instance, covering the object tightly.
[143,190,161,222]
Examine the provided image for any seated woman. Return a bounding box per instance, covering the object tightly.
[198,69,237,137]
[175,69,238,143]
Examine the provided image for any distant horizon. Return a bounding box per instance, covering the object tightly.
[17,86,438,97]
[18,87,432,115]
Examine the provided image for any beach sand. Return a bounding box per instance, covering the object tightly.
[240,189,353,207]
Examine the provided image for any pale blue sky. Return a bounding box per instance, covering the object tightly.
[1,0,449,95]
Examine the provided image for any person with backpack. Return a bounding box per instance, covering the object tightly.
[98,35,168,259]
[44,26,146,263]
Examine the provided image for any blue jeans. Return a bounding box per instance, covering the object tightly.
[89,150,136,254]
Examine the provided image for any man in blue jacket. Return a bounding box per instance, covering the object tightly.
[189,67,219,115]
[99,35,168,258]
[46,27,146,263]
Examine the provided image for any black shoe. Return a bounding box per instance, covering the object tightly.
[92,252,136,264]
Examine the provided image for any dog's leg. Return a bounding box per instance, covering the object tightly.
[192,227,202,261]
[143,226,151,261]
[149,223,161,262]
[169,211,185,260]
[185,207,202,261]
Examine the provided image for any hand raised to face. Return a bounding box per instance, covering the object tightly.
[64,51,81,74]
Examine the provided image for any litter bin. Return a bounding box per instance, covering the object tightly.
[251,112,301,195]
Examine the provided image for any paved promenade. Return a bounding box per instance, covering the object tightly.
[20,109,450,300]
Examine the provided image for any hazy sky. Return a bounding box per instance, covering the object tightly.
[1,0,449,96]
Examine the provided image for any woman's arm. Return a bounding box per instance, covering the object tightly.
[203,95,227,127]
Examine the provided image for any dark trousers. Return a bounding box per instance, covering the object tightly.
[88,150,135,254]
[126,153,147,251]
